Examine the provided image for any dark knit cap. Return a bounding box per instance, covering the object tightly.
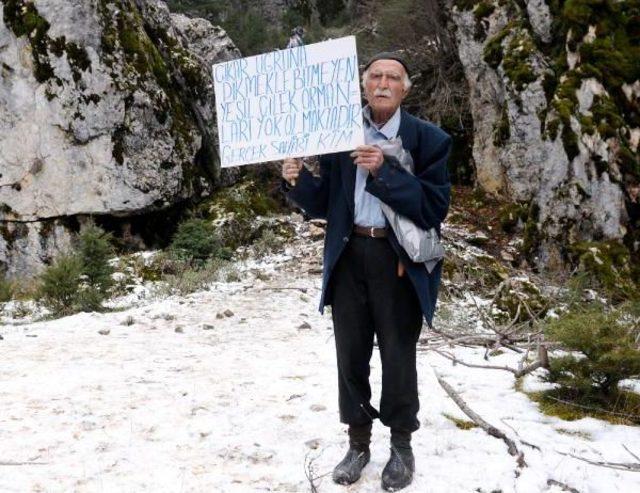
[363,51,411,77]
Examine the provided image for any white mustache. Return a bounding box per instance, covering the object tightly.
[373,89,392,98]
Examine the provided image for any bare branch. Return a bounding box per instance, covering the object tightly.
[623,444,640,463]
[435,372,526,469]
[555,450,640,472]
[499,419,541,451]
[433,349,543,378]
[547,479,581,493]
[0,460,48,466]
[303,449,331,492]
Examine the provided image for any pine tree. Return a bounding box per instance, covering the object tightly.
[545,304,640,397]
[77,223,115,294]
[38,255,82,316]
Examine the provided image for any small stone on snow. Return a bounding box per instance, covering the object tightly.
[305,438,322,449]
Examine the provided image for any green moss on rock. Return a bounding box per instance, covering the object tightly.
[568,240,640,302]
[546,70,582,158]
[494,277,548,322]
[561,123,580,161]
[66,43,89,69]
[502,30,537,90]
[483,24,512,68]
[454,0,479,11]
[493,104,511,146]
[97,0,203,171]
[542,0,640,180]
[591,94,625,139]
[499,201,528,233]
[521,202,541,259]
[2,0,54,82]
[474,1,496,20]
[49,36,66,57]
[3,1,94,85]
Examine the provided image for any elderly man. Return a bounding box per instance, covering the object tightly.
[282,52,452,491]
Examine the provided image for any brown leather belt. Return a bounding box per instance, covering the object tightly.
[353,225,388,238]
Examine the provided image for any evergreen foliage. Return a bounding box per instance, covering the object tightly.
[166,0,288,55]
[37,255,83,316]
[169,218,230,263]
[77,224,115,294]
[37,224,116,316]
[0,275,13,302]
[544,303,640,397]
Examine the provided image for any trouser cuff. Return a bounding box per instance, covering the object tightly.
[391,429,412,451]
[348,422,372,451]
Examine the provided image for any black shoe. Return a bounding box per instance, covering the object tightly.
[332,446,371,485]
[381,446,415,491]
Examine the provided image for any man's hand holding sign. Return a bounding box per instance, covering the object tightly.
[213,39,452,492]
[282,145,383,186]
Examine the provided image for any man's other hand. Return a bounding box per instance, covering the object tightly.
[282,157,303,186]
[350,145,384,176]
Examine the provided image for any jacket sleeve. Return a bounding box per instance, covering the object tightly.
[365,134,452,231]
[285,155,332,219]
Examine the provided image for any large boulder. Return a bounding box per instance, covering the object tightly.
[448,0,639,271]
[0,0,240,278]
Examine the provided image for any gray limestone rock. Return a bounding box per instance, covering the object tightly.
[526,0,552,43]
[0,0,240,278]
[448,0,633,270]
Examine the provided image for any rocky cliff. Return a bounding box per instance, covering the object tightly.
[0,0,239,278]
[2,0,639,283]
[448,0,639,272]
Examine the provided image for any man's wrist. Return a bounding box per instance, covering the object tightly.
[281,178,294,192]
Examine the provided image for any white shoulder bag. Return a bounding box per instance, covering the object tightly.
[376,138,445,273]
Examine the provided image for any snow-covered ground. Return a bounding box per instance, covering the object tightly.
[1,226,639,492]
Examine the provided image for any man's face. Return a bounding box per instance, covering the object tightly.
[363,59,408,115]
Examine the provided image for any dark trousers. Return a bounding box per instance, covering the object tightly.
[330,235,423,433]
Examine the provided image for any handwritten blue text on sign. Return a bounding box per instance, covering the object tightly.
[213,36,365,167]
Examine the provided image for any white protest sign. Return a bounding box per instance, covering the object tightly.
[212,36,365,168]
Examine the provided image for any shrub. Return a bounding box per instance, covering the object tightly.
[223,7,286,55]
[157,256,232,295]
[252,229,284,257]
[37,224,116,316]
[202,179,282,251]
[76,284,107,313]
[37,255,82,316]
[77,223,114,294]
[170,218,230,263]
[0,276,13,302]
[544,304,640,397]
[567,240,640,302]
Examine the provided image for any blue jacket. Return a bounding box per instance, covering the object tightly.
[287,109,452,327]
